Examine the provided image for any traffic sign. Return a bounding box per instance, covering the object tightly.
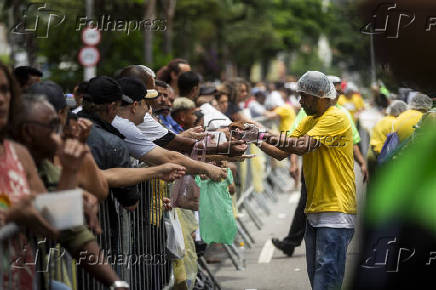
[78,46,100,67]
[82,27,101,46]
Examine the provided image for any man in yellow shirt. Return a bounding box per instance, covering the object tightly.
[394,94,433,142]
[370,100,408,154]
[257,71,355,290]
[337,87,365,123]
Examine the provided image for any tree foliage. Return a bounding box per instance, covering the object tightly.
[0,0,371,89]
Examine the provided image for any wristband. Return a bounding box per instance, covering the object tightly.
[258,133,265,144]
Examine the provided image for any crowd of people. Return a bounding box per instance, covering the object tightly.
[0,58,434,290]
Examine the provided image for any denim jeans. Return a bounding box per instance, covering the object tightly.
[305,223,354,290]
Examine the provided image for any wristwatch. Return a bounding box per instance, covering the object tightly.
[109,281,129,289]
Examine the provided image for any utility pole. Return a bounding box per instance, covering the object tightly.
[369,31,377,87]
[84,0,96,81]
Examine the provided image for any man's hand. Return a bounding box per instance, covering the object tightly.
[360,162,369,183]
[83,191,102,235]
[2,195,59,240]
[206,165,227,181]
[180,126,205,140]
[228,140,248,156]
[289,163,300,181]
[162,197,172,211]
[77,118,93,143]
[58,139,88,172]
[155,163,186,182]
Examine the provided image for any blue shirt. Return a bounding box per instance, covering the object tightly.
[159,114,184,134]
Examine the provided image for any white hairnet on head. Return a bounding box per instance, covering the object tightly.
[408,93,433,111]
[297,71,336,100]
[387,100,408,117]
[327,75,341,84]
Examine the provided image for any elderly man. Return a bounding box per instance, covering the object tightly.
[258,71,356,290]
[14,94,130,289]
[116,65,247,156]
[112,77,226,180]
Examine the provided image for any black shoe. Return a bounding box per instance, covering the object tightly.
[272,238,295,257]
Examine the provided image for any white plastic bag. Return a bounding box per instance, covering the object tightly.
[164,209,185,260]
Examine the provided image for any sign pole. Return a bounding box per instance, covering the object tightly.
[84,0,95,81]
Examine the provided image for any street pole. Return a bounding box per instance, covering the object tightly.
[84,0,96,81]
[369,31,377,87]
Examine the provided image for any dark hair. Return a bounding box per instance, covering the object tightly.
[375,93,388,109]
[178,71,199,97]
[157,58,189,83]
[193,110,204,127]
[13,66,43,88]
[214,90,229,101]
[222,78,250,103]
[1,62,22,139]
[77,81,89,94]
[254,91,267,99]
[155,80,170,89]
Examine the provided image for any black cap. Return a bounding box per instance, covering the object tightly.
[88,76,122,104]
[26,80,66,111]
[117,77,147,105]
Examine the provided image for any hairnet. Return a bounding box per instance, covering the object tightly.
[327,75,341,84]
[408,93,433,111]
[297,71,336,100]
[387,100,407,117]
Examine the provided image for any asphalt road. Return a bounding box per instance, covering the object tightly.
[208,162,366,290]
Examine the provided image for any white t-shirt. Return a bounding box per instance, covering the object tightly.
[112,115,157,159]
[265,90,284,110]
[249,100,265,118]
[200,103,231,130]
[72,105,82,114]
[307,212,356,229]
[136,113,169,141]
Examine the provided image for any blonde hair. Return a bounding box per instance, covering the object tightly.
[172,97,195,113]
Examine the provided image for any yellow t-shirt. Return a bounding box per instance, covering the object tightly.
[394,109,423,142]
[370,115,396,153]
[291,106,356,214]
[273,104,295,136]
[337,93,365,122]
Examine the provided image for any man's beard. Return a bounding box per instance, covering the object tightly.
[153,106,170,116]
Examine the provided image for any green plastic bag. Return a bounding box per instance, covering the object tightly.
[196,168,238,245]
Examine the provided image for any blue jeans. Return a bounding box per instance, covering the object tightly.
[305,223,354,290]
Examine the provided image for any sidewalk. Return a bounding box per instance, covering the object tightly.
[209,162,366,290]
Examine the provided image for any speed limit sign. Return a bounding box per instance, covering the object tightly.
[78,46,100,67]
[82,27,101,46]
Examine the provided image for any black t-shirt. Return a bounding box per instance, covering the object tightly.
[78,111,139,207]
[225,102,242,120]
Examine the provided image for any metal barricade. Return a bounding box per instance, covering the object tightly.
[76,179,170,290]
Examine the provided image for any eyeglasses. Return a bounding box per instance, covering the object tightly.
[23,118,62,134]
